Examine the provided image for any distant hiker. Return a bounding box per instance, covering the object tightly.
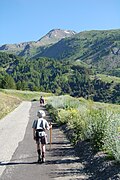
[32,110,52,163]
[40,96,45,106]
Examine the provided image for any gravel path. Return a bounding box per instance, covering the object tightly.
[0,101,120,180]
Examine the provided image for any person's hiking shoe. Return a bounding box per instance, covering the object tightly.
[42,152,45,163]
[37,149,41,163]
[42,157,45,163]
[37,157,41,163]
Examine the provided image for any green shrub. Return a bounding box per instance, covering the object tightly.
[82,108,109,152]
[45,104,58,122]
[104,114,120,162]
[46,95,120,162]
[47,95,80,109]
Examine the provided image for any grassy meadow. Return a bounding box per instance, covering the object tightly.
[0,88,52,119]
[0,91,21,119]
[91,74,120,84]
[0,89,52,101]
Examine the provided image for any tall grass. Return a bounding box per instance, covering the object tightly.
[82,108,109,151]
[47,95,80,109]
[104,113,120,162]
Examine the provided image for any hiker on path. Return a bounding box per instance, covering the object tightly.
[40,96,45,106]
[32,110,52,163]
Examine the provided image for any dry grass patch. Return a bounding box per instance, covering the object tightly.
[0,92,21,119]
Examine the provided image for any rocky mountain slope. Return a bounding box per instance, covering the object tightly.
[0,29,76,57]
[37,29,120,75]
[0,28,120,75]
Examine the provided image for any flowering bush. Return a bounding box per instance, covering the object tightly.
[46,95,120,162]
[104,114,120,162]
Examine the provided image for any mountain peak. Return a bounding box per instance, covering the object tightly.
[36,28,76,45]
[0,28,76,56]
[46,28,76,37]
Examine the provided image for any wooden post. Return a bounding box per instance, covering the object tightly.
[50,122,52,149]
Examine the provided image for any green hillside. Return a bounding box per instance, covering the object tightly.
[36,29,120,76]
[1,29,120,77]
[0,52,120,104]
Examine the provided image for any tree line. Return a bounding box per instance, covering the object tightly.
[0,54,120,104]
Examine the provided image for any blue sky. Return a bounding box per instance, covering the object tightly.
[0,0,120,45]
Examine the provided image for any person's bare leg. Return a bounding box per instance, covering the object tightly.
[37,143,41,162]
[41,144,45,162]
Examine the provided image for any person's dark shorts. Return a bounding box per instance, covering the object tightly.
[36,136,46,144]
[36,131,47,144]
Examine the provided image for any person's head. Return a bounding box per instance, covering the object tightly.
[37,110,46,118]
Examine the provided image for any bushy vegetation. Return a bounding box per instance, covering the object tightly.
[46,95,120,162]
